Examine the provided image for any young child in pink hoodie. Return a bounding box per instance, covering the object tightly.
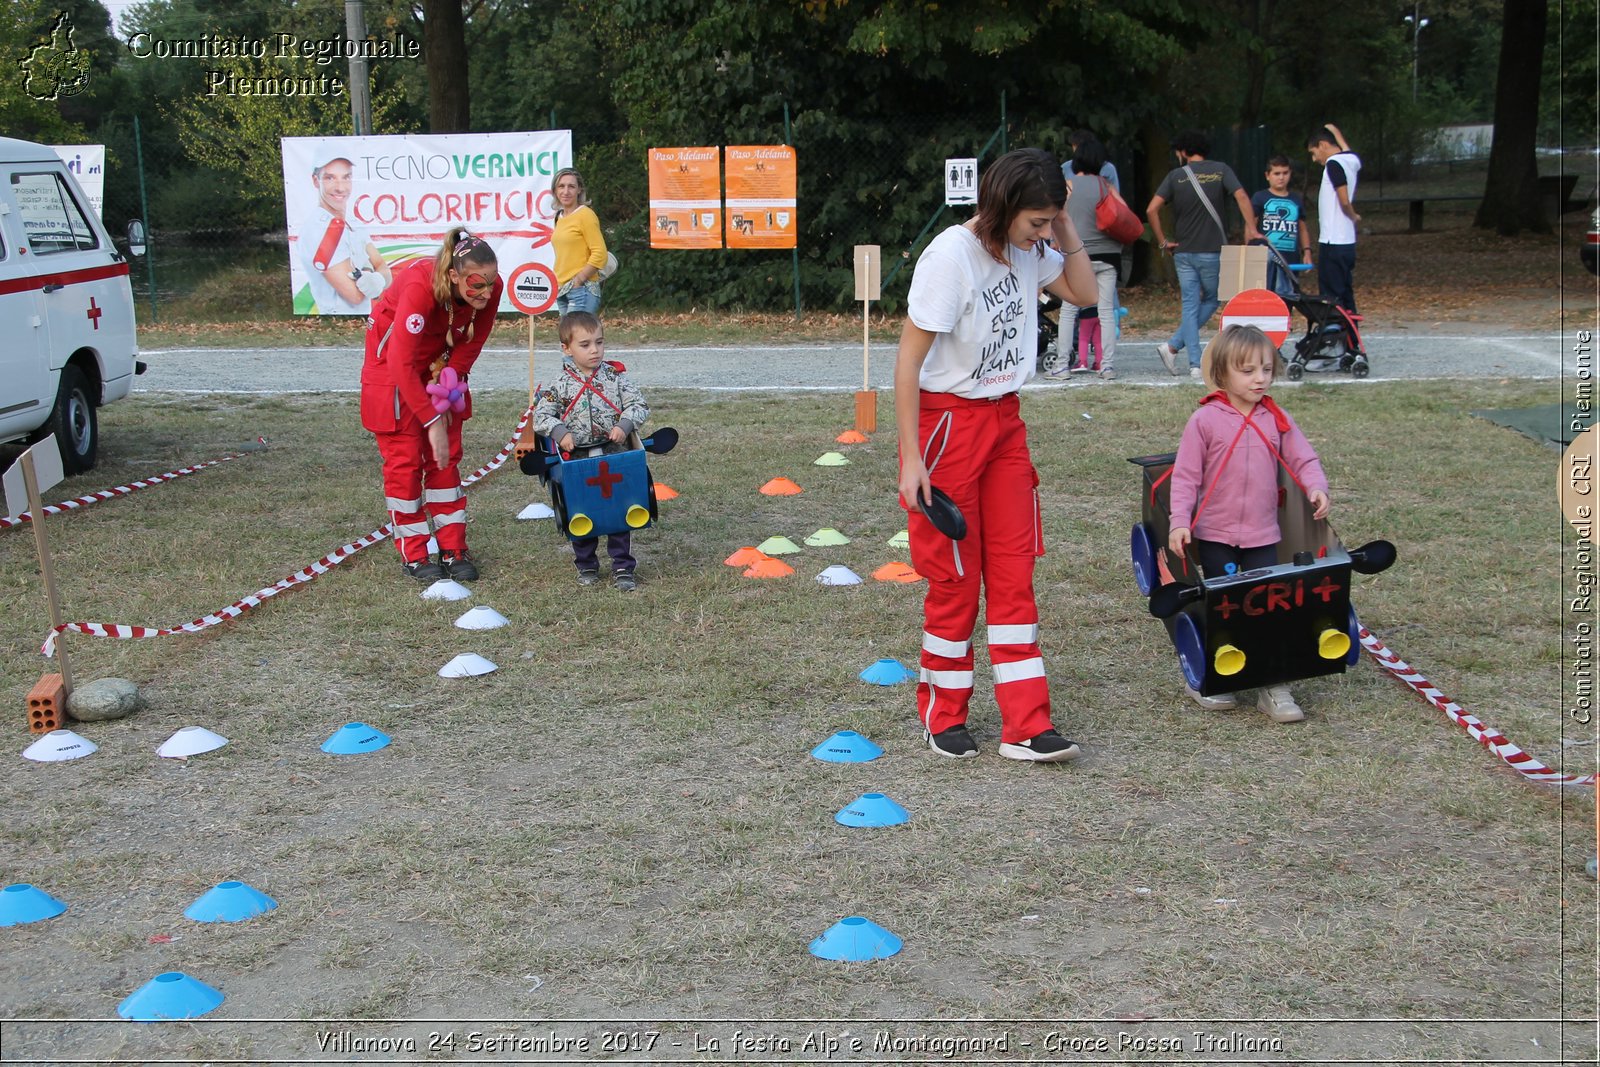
[1167,324,1331,722]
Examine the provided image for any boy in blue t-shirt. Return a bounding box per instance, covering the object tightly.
[1250,156,1311,297]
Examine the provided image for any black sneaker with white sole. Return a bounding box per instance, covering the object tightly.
[998,729,1081,763]
[613,571,637,592]
[403,557,445,582]
[577,569,601,586]
[926,724,979,759]
[439,550,478,581]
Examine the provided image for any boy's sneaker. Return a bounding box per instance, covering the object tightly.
[576,569,601,586]
[1069,362,1093,374]
[1156,342,1179,374]
[998,729,1081,763]
[1045,362,1073,379]
[1258,685,1305,723]
[403,557,445,582]
[439,550,478,581]
[613,571,637,592]
[1185,684,1237,710]
[926,724,979,759]
[1189,366,1203,381]
[1099,368,1118,380]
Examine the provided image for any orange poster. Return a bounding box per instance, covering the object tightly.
[724,145,797,249]
[647,147,723,249]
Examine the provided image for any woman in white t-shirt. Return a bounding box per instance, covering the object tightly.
[894,147,1097,764]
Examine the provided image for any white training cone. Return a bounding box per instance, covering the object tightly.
[23,729,96,763]
[439,653,498,678]
[816,565,863,586]
[454,606,509,631]
[157,727,229,759]
[517,502,555,520]
[421,579,472,601]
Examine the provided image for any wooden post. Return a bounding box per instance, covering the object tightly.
[21,452,72,694]
[853,244,881,435]
[516,313,539,460]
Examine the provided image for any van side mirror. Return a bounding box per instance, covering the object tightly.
[126,220,146,258]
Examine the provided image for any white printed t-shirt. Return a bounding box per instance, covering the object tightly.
[908,225,1064,399]
[299,204,376,314]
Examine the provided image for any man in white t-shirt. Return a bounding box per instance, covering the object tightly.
[297,151,390,314]
[1308,126,1361,314]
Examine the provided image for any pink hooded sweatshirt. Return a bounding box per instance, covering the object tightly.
[1168,392,1329,550]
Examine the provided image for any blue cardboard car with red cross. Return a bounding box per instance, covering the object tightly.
[519,428,677,541]
[1130,451,1395,697]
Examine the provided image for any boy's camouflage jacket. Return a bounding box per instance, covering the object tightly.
[533,358,650,453]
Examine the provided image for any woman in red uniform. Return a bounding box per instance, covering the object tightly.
[360,227,503,582]
[895,148,1096,762]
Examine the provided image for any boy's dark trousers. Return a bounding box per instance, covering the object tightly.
[574,532,634,574]
[1316,242,1357,314]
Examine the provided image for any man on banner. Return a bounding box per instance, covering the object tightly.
[299,151,391,314]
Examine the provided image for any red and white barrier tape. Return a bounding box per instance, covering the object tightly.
[41,410,532,657]
[1361,627,1597,789]
[1,441,267,530]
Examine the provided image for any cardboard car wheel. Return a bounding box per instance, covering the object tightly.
[1173,612,1205,692]
[1345,605,1362,667]
[1130,522,1157,597]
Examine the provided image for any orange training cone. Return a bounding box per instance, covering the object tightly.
[759,477,803,496]
[654,484,678,500]
[873,562,922,583]
[725,547,768,567]
[743,557,795,578]
[836,430,868,444]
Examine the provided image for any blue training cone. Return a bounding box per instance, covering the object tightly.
[835,793,911,828]
[185,881,277,923]
[117,972,225,1021]
[0,883,66,927]
[810,730,883,763]
[320,722,391,755]
[809,916,902,961]
[858,658,913,686]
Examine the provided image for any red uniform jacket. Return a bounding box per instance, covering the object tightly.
[360,259,503,432]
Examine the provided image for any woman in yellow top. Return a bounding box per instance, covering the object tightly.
[551,167,608,316]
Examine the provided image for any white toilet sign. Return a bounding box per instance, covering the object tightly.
[945,157,977,206]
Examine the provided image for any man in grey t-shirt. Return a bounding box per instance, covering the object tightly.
[1145,130,1260,376]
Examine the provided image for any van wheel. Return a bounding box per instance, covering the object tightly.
[44,366,98,474]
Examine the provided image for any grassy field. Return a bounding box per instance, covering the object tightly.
[0,378,1594,1062]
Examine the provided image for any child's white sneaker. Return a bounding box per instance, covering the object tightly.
[1258,685,1305,723]
[1185,684,1237,710]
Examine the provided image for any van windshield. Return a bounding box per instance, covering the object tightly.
[10,171,98,254]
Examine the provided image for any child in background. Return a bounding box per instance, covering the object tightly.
[1166,325,1331,723]
[1251,156,1312,298]
[533,312,650,591]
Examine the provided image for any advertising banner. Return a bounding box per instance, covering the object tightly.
[49,145,105,219]
[646,147,722,249]
[281,131,572,315]
[724,145,796,249]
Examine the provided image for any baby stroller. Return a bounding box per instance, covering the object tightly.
[1268,249,1369,380]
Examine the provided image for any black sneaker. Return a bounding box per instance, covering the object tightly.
[926,724,979,759]
[403,557,445,582]
[577,569,601,586]
[613,571,637,592]
[998,729,1081,763]
[439,550,478,581]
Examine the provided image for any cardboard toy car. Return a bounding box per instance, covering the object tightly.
[520,428,677,540]
[1130,451,1395,697]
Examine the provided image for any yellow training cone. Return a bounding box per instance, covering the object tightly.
[757,535,802,556]
[886,530,909,548]
[814,452,850,466]
[568,513,593,537]
[1214,644,1245,676]
[1318,628,1352,660]
[804,528,851,546]
[626,504,651,528]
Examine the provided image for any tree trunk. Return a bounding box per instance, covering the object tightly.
[1474,0,1549,235]
[423,0,471,133]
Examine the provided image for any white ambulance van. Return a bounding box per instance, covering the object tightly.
[0,136,141,473]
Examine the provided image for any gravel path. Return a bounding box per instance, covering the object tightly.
[134,330,1575,395]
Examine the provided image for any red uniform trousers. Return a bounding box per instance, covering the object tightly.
[906,391,1052,744]
[363,382,469,564]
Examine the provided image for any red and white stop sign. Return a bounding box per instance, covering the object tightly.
[506,262,557,315]
[1219,288,1291,347]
